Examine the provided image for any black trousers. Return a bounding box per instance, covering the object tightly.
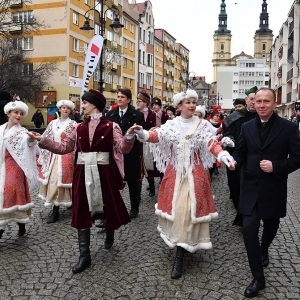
[127,180,141,211]
[242,205,280,280]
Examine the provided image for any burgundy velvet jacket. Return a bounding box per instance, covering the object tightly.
[40,115,133,230]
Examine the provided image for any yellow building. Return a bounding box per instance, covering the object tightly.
[153,36,164,99]
[122,0,139,105]
[7,0,123,125]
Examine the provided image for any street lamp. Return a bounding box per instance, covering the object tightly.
[179,71,197,91]
[80,1,124,92]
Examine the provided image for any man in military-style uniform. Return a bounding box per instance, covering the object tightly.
[222,86,258,226]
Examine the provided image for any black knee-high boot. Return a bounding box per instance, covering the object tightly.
[47,205,59,223]
[17,223,26,236]
[104,226,115,250]
[72,229,91,274]
[147,178,155,197]
[171,246,186,279]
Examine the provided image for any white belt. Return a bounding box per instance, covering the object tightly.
[77,152,109,214]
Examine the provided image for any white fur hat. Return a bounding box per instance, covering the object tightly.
[195,105,206,118]
[173,89,198,107]
[57,100,75,110]
[4,101,29,117]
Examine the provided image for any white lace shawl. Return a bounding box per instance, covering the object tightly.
[37,119,76,180]
[0,123,39,194]
[149,117,217,176]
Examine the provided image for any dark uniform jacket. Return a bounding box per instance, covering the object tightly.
[106,105,145,181]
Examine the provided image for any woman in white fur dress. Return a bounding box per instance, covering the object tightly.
[38,100,76,223]
[128,90,235,279]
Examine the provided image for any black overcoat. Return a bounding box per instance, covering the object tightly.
[233,113,300,219]
[106,105,145,181]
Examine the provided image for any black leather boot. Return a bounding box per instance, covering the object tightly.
[17,223,26,236]
[47,205,59,223]
[171,246,186,279]
[0,229,4,239]
[72,229,91,274]
[104,227,115,249]
[148,178,155,197]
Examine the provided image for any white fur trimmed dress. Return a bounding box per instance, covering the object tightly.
[141,116,224,253]
[37,118,76,207]
[0,124,39,225]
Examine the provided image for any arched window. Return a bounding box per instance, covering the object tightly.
[221,44,224,51]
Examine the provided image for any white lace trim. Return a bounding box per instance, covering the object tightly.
[38,119,76,181]
[149,117,217,176]
[0,124,39,196]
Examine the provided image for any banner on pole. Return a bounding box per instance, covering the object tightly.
[81,35,104,96]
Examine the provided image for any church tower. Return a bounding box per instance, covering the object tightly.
[212,0,232,82]
[254,0,273,59]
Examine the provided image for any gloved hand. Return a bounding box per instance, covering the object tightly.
[134,126,146,139]
[221,137,235,148]
[220,155,235,167]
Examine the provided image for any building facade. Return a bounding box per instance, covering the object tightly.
[217,58,269,109]
[269,0,300,118]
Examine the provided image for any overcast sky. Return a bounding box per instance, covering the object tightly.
[149,0,294,83]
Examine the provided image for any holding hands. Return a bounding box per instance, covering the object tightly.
[27,131,42,141]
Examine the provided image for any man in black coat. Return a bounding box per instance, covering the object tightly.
[231,87,300,298]
[106,88,145,219]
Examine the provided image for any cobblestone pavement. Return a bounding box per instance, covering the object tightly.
[1,166,299,300]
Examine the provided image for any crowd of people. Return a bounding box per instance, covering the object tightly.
[0,85,300,298]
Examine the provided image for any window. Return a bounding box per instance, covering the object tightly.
[265,72,269,77]
[124,19,128,30]
[256,81,264,85]
[12,11,34,23]
[85,0,90,5]
[256,72,264,76]
[22,37,33,50]
[143,30,146,42]
[221,44,224,51]
[73,11,79,25]
[256,63,264,67]
[240,63,246,67]
[239,80,245,85]
[123,58,127,68]
[142,51,145,65]
[122,77,126,87]
[262,44,266,51]
[147,54,153,67]
[129,79,133,88]
[234,72,239,76]
[123,38,127,48]
[130,41,134,51]
[139,50,141,63]
[72,64,79,77]
[94,24,100,36]
[130,23,134,33]
[129,60,133,70]
[22,63,33,76]
[146,75,152,89]
[107,31,114,41]
[233,81,238,84]
[72,37,79,52]
[233,90,238,93]
[118,0,123,4]
[139,72,144,87]
[239,89,245,94]
[246,63,255,67]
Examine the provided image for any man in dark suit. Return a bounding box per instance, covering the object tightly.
[231,87,300,298]
[106,88,145,219]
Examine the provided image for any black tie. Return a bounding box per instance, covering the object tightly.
[120,110,124,119]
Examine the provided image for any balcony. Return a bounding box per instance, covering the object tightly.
[10,0,23,8]
[287,68,293,81]
[111,62,118,71]
[110,83,117,92]
[9,25,22,34]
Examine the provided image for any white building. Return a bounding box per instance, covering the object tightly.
[217,58,269,110]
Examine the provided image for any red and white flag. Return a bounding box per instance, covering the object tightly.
[82,35,104,95]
